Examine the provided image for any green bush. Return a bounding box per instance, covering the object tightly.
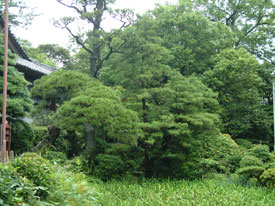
[239,155,264,168]
[47,172,101,205]
[199,134,240,160]
[12,153,56,199]
[248,145,271,162]
[94,154,125,181]
[1,154,101,205]
[199,158,227,176]
[222,153,243,173]
[43,151,68,165]
[236,166,265,179]
[260,168,275,188]
[235,138,254,149]
[67,155,89,174]
[247,177,259,187]
[0,163,38,205]
[32,125,48,144]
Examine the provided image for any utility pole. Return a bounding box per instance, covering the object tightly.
[1,0,9,162]
[270,71,275,153]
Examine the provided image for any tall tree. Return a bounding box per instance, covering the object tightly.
[150,3,233,76]
[193,0,275,65]
[203,48,272,141]
[55,0,134,77]
[100,18,223,178]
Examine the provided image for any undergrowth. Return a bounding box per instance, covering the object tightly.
[98,177,275,206]
[1,153,275,206]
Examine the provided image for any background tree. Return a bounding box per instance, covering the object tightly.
[99,19,238,178]
[0,0,38,27]
[19,40,57,68]
[193,0,275,65]
[150,3,233,75]
[65,47,90,73]
[55,0,134,77]
[35,44,71,68]
[203,48,272,142]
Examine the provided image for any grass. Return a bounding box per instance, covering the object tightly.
[96,177,275,206]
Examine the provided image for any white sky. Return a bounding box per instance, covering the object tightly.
[12,0,178,47]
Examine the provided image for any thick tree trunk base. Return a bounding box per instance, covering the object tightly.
[30,125,60,153]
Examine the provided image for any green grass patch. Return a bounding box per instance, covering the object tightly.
[97,178,275,206]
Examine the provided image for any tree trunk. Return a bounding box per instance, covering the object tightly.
[31,125,60,153]
[90,55,98,78]
[83,123,96,160]
[89,0,104,78]
[144,152,154,178]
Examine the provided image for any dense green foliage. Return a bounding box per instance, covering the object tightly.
[0,35,34,154]
[1,1,275,205]
[26,0,274,185]
[0,154,101,206]
[99,178,275,206]
[193,0,275,65]
[0,163,38,205]
[2,153,275,206]
[12,153,56,198]
[0,35,32,119]
[203,48,272,140]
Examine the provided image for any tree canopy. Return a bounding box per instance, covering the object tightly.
[15,0,275,180]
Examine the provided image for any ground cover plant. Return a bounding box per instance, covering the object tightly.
[98,178,275,206]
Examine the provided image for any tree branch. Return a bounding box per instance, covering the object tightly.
[235,14,264,47]
[56,0,83,15]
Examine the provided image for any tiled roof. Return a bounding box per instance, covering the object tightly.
[16,58,53,75]
[0,15,57,76]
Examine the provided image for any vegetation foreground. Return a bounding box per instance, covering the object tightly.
[1,153,275,206]
[100,178,275,206]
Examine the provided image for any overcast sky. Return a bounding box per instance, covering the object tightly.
[12,0,178,47]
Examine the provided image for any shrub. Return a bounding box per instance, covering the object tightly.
[247,177,259,187]
[235,138,254,149]
[12,153,56,199]
[260,168,275,188]
[239,155,264,168]
[1,154,101,205]
[236,166,265,179]
[47,172,101,205]
[67,155,89,174]
[199,134,240,160]
[199,158,227,176]
[43,151,68,165]
[94,154,125,181]
[0,163,38,205]
[222,153,243,173]
[248,144,271,162]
